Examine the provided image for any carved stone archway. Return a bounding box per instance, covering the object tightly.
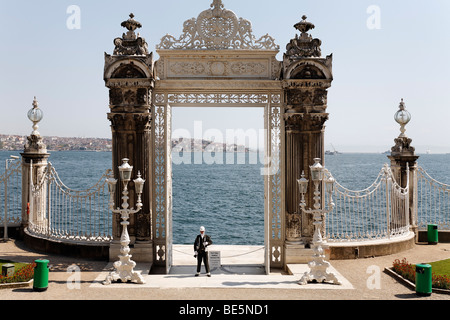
[104,3,333,274]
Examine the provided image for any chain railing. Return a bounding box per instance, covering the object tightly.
[27,161,114,243]
[325,164,410,242]
[417,166,450,230]
[0,157,22,231]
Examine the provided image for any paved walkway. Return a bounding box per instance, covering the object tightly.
[1,239,450,302]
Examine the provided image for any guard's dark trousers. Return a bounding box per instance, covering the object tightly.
[197,251,210,273]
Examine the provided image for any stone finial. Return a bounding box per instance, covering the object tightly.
[113,13,149,56]
[121,13,143,38]
[286,15,322,58]
[294,15,316,35]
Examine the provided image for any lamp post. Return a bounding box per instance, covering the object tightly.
[103,158,146,285]
[28,97,44,136]
[297,158,340,285]
[394,99,411,138]
[22,97,49,233]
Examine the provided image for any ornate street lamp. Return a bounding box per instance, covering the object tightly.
[394,98,411,138]
[297,158,340,285]
[103,158,146,285]
[24,97,47,154]
[27,97,44,136]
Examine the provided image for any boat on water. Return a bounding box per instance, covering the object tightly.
[325,144,341,155]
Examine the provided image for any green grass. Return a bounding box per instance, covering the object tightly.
[428,259,450,277]
[393,258,450,290]
[0,259,28,271]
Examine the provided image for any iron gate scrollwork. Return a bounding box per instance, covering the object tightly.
[152,92,284,273]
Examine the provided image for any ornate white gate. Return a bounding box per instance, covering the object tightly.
[151,0,284,274]
[152,92,284,274]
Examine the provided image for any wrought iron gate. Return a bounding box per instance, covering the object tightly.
[152,92,284,274]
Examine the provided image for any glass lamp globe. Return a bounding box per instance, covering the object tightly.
[133,171,145,194]
[310,158,324,182]
[27,97,44,134]
[119,158,133,182]
[394,99,411,137]
[325,176,335,194]
[297,171,309,194]
[106,178,118,194]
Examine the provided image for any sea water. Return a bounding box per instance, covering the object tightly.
[1,150,449,245]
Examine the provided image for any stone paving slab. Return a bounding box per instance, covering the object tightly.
[91,244,354,290]
[90,262,354,290]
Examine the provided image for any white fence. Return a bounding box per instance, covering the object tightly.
[4,156,443,246]
[325,164,410,242]
[0,157,22,230]
[417,166,450,230]
[27,161,114,243]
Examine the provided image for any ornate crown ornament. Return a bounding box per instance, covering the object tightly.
[286,15,322,58]
[113,13,149,56]
[157,0,279,50]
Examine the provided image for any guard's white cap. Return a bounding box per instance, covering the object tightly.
[200,226,205,232]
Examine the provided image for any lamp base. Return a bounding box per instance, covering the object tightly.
[298,256,341,285]
[103,254,146,285]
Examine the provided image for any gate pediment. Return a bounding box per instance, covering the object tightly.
[155,0,281,80]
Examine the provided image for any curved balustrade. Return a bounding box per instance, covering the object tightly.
[325,164,410,243]
[27,162,114,243]
[417,166,450,230]
[8,157,434,248]
[0,157,22,227]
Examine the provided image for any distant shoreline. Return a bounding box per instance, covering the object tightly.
[0,134,254,153]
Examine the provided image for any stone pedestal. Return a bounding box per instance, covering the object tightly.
[388,136,419,241]
[21,133,50,232]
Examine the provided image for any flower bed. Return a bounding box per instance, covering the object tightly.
[0,262,36,284]
[393,258,450,290]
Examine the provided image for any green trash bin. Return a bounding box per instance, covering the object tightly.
[427,224,438,245]
[33,259,49,292]
[416,264,432,297]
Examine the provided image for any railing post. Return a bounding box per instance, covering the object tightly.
[29,161,33,228]
[385,169,391,239]
[405,164,410,229]
[46,165,51,236]
[3,159,8,240]
[387,99,419,241]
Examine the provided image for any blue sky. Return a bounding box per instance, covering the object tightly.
[1,0,449,153]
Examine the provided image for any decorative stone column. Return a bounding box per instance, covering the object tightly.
[387,99,419,240]
[21,97,50,233]
[104,14,155,262]
[282,16,333,261]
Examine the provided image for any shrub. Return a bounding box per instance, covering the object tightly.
[393,258,415,283]
[432,273,450,290]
